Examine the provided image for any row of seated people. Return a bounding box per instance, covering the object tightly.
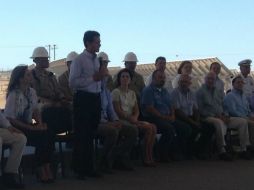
[1,46,254,188]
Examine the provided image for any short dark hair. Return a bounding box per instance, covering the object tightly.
[116,68,133,87]
[83,30,100,47]
[155,56,166,64]
[210,62,221,70]
[177,60,192,74]
[232,75,243,85]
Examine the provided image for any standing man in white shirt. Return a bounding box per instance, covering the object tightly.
[69,31,108,179]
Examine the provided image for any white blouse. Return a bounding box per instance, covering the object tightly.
[5,88,38,124]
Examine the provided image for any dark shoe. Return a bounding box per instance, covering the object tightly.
[76,174,86,180]
[143,162,157,167]
[239,151,252,160]
[196,152,210,160]
[219,152,233,161]
[86,171,103,178]
[2,173,25,189]
[170,153,184,161]
[101,167,114,174]
[247,145,254,151]
[46,178,55,183]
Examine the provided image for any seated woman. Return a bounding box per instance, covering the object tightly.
[4,65,54,183]
[98,63,138,172]
[172,60,200,91]
[112,68,156,166]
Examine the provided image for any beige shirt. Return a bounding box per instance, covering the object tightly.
[58,70,73,101]
[111,88,137,117]
[113,71,145,101]
[31,67,63,102]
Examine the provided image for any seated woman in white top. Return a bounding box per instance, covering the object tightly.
[112,68,157,167]
[4,65,54,183]
[172,60,200,91]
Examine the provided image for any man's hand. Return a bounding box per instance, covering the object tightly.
[163,114,175,122]
[7,126,23,134]
[111,121,122,129]
[34,123,47,130]
[128,116,138,124]
[93,66,108,81]
[220,115,230,124]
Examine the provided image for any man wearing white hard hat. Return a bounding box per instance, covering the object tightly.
[31,47,73,179]
[239,59,254,98]
[97,52,114,91]
[58,51,79,102]
[113,52,145,102]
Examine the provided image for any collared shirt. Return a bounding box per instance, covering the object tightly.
[215,76,225,94]
[0,112,11,128]
[69,50,101,93]
[172,74,201,92]
[31,67,63,101]
[141,84,172,117]
[100,80,118,123]
[112,88,137,117]
[106,75,114,92]
[58,70,73,101]
[224,89,250,117]
[5,88,38,124]
[196,84,224,117]
[145,72,173,93]
[171,87,198,116]
[241,74,254,98]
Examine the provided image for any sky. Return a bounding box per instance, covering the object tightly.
[0,0,254,70]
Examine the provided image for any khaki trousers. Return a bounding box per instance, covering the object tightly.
[0,128,26,174]
[205,117,250,151]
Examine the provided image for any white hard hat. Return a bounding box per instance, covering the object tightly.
[123,52,138,62]
[66,51,78,62]
[98,52,110,62]
[30,47,49,59]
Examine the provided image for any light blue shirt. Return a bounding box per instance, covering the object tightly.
[171,87,198,116]
[69,50,101,93]
[141,84,172,117]
[100,79,118,123]
[224,89,250,117]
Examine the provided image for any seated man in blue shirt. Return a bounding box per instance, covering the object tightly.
[141,70,191,161]
[171,74,214,159]
[97,62,138,172]
[224,75,254,149]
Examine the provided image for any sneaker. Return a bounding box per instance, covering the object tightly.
[86,171,103,178]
